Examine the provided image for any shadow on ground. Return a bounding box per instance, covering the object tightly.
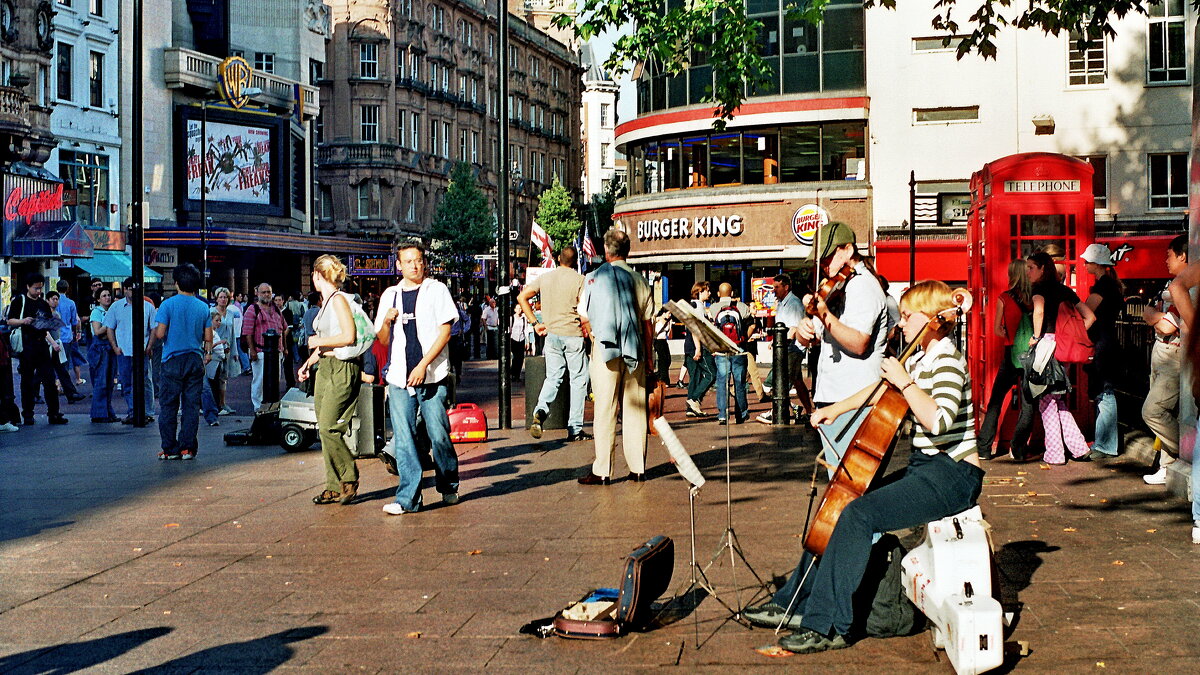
[0,627,173,674]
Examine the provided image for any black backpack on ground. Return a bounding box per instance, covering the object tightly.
[852,533,926,638]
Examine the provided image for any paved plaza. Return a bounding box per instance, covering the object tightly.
[1,362,1199,673]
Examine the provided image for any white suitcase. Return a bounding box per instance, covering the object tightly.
[901,505,1004,675]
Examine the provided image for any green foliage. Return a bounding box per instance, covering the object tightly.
[555,0,1162,124]
[428,162,495,280]
[585,177,626,240]
[536,176,582,253]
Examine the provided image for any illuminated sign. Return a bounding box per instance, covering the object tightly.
[348,254,395,276]
[217,56,253,109]
[5,183,65,224]
[635,214,744,241]
[1003,180,1080,193]
[791,204,829,244]
[186,120,272,205]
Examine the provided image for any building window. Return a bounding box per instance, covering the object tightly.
[255,52,275,74]
[430,118,439,155]
[314,111,324,144]
[1149,152,1187,208]
[471,131,479,163]
[470,78,479,103]
[57,0,71,7]
[309,59,324,85]
[459,129,468,160]
[319,186,333,220]
[1148,0,1186,83]
[56,42,72,102]
[601,143,611,168]
[911,35,969,52]
[357,181,380,219]
[397,109,406,148]
[530,56,541,79]
[399,0,411,18]
[89,0,102,16]
[410,112,420,149]
[58,151,110,227]
[488,34,496,59]
[360,104,379,143]
[1081,155,1108,209]
[913,106,979,124]
[358,43,378,79]
[431,5,445,33]
[552,68,561,88]
[442,121,451,158]
[600,103,611,128]
[88,51,103,107]
[440,64,449,92]
[1068,32,1106,86]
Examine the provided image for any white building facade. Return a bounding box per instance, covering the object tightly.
[580,42,619,200]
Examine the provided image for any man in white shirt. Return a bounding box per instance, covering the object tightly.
[374,241,461,514]
[104,277,157,423]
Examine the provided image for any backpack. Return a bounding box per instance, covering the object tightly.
[854,534,926,639]
[1053,301,1094,364]
[714,304,744,346]
[6,296,24,355]
[329,292,377,360]
[1009,313,1034,369]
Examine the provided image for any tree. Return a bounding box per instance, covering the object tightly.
[428,162,494,284]
[557,0,1159,124]
[585,176,626,240]
[536,176,582,254]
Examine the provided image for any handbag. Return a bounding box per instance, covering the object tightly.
[7,295,24,355]
[1009,313,1033,369]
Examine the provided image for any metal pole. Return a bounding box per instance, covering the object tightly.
[130,0,148,427]
[497,2,511,429]
[908,170,916,288]
[200,100,208,296]
[771,322,788,425]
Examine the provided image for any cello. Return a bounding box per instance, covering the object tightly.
[802,289,972,556]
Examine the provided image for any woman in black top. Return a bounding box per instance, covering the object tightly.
[1027,251,1095,464]
[977,258,1036,460]
[1080,244,1124,459]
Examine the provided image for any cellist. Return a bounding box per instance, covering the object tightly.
[748,280,986,654]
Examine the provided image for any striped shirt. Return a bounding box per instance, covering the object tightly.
[906,336,976,461]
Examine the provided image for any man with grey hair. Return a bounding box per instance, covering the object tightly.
[577,229,654,485]
[240,282,287,410]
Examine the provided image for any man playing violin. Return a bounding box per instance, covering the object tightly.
[748,281,985,654]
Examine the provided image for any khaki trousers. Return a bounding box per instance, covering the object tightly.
[590,351,648,478]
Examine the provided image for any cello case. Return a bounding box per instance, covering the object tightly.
[900,505,1004,675]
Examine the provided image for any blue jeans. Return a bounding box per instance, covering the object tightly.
[1192,413,1200,525]
[1092,386,1119,456]
[158,353,204,454]
[815,400,871,479]
[714,353,748,421]
[87,340,115,420]
[117,354,155,417]
[200,376,219,425]
[387,381,459,511]
[534,333,588,434]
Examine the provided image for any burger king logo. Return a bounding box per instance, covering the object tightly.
[792,205,829,245]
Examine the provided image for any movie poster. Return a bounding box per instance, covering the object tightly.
[185,120,271,205]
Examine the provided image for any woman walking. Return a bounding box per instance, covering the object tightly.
[298,255,365,506]
[684,281,715,417]
[1027,251,1095,464]
[209,288,238,414]
[977,259,1036,461]
[88,288,117,423]
[1080,244,1124,459]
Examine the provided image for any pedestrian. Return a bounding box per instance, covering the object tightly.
[1168,256,1200,543]
[507,304,531,382]
[518,246,592,442]
[153,263,212,460]
[1079,243,1124,460]
[275,294,297,391]
[467,294,482,359]
[683,281,715,418]
[710,282,753,425]
[301,291,321,364]
[6,273,67,425]
[104,277,156,423]
[448,295,470,384]
[481,296,499,359]
[54,280,86,386]
[745,280,985,654]
[652,306,673,388]
[241,282,287,410]
[45,291,87,404]
[374,241,461,514]
[976,258,1036,461]
[795,222,889,476]
[1141,235,1187,484]
[298,255,368,506]
[208,288,238,415]
[756,273,814,424]
[0,328,19,432]
[1027,251,1095,465]
[87,287,117,423]
[199,311,230,428]
[577,229,654,485]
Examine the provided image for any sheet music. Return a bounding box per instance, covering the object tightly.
[665,300,744,356]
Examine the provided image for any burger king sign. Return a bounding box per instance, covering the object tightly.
[791,204,829,245]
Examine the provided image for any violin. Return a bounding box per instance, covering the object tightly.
[805,262,856,318]
[802,288,972,557]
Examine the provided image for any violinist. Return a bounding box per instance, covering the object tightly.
[794,222,889,474]
[746,280,985,654]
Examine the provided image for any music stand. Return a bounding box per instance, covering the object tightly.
[665,302,770,625]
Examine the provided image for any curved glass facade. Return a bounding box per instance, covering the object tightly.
[626,122,866,195]
[636,0,866,114]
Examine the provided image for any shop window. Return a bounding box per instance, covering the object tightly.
[780,126,821,183]
[682,136,708,187]
[1147,0,1186,84]
[630,145,645,196]
[661,139,683,190]
[743,131,779,185]
[1148,152,1187,208]
[59,150,110,227]
[644,142,662,193]
[1067,31,1106,86]
[822,122,866,180]
[709,133,741,186]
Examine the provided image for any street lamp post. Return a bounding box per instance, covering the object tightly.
[200,99,209,293]
[496,4,511,429]
[131,0,147,427]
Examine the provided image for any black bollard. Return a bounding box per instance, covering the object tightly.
[263,329,281,404]
[772,322,789,425]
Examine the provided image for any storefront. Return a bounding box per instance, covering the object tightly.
[1,170,96,295]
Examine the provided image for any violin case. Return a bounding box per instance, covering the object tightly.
[901,506,1004,675]
[552,535,673,639]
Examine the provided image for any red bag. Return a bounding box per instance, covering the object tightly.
[1053,301,1094,364]
[448,403,488,443]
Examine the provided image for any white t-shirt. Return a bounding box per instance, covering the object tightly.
[813,261,888,402]
[374,278,459,387]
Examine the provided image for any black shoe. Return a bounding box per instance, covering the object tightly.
[566,431,593,442]
[378,452,399,476]
[66,394,87,403]
[735,414,749,424]
[628,472,647,483]
[48,416,68,425]
[121,416,135,425]
[529,409,546,439]
[779,630,850,654]
[1086,449,1115,461]
[742,602,805,631]
[577,472,610,486]
[22,416,35,426]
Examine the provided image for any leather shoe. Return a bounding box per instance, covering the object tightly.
[566,431,593,442]
[577,472,610,486]
[48,415,68,425]
[628,472,647,483]
[742,602,805,631]
[528,409,546,439]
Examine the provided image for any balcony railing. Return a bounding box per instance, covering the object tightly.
[0,85,31,125]
[164,47,319,119]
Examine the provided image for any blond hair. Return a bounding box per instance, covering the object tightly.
[313,254,348,288]
[899,280,954,317]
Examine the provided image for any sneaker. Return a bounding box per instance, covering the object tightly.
[717,418,728,425]
[180,449,196,460]
[1192,523,1200,545]
[742,602,805,631]
[48,416,68,425]
[217,407,233,416]
[0,422,18,433]
[1144,466,1168,485]
[158,451,181,460]
[1086,450,1114,461]
[685,400,708,418]
[442,492,460,505]
[382,503,415,515]
[756,411,774,425]
[529,409,546,439]
[76,378,87,385]
[779,630,849,654]
[566,431,593,442]
[208,421,220,427]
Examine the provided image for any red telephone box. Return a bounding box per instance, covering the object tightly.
[967,153,1096,447]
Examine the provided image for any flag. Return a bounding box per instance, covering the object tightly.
[575,232,586,274]
[582,228,597,262]
[531,220,556,268]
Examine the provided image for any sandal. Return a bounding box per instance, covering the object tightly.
[339,481,359,506]
[312,490,340,505]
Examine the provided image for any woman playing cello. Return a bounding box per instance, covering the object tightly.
[749,280,985,654]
